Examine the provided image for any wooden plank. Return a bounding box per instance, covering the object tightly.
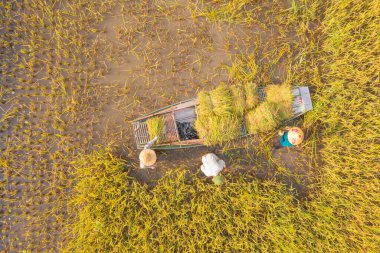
[171,113,181,142]
[162,113,179,142]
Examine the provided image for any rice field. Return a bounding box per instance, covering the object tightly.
[1,0,379,252]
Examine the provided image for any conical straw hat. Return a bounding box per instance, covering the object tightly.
[139,149,157,166]
[287,127,304,145]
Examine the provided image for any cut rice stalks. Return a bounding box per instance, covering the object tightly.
[227,54,258,82]
[146,116,165,143]
[244,82,260,110]
[245,102,279,134]
[230,85,246,116]
[265,83,294,121]
[195,115,242,146]
[197,91,214,117]
[265,83,294,107]
[210,85,234,116]
[270,102,293,122]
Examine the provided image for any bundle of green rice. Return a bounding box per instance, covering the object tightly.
[210,85,234,116]
[245,102,279,134]
[265,83,294,107]
[244,82,260,110]
[146,116,165,143]
[230,85,246,116]
[195,115,241,146]
[197,91,214,117]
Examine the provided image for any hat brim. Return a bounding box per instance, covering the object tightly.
[139,149,157,166]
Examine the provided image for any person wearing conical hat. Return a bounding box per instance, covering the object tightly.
[140,137,158,169]
[275,126,304,149]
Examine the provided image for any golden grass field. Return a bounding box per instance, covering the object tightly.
[1,0,379,252]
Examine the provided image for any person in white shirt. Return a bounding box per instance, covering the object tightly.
[200,153,226,185]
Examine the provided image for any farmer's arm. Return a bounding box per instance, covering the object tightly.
[144,136,158,149]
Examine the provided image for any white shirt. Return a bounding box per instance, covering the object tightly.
[200,153,225,177]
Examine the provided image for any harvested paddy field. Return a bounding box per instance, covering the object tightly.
[1,0,379,252]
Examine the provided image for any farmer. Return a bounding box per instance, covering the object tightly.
[200,153,226,185]
[139,137,157,169]
[275,126,304,149]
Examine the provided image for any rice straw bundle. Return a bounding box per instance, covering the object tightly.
[210,85,234,116]
[244,82,260,110]
[230,85,246,116]
[265,83,294,121]
[265,83,294,107]
[146,116,165,143]
[195,115,241,146]
[195,84,244,145]
[270,102,293,122]
[197,91,214,117]
[245,102,279,134]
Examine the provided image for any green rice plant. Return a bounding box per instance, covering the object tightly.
[146,116,165,143]
[210,84,234,116]
[244,82,260,110]
[195,115,242,146]
[197,91,214,117]
[230,84,246,116]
